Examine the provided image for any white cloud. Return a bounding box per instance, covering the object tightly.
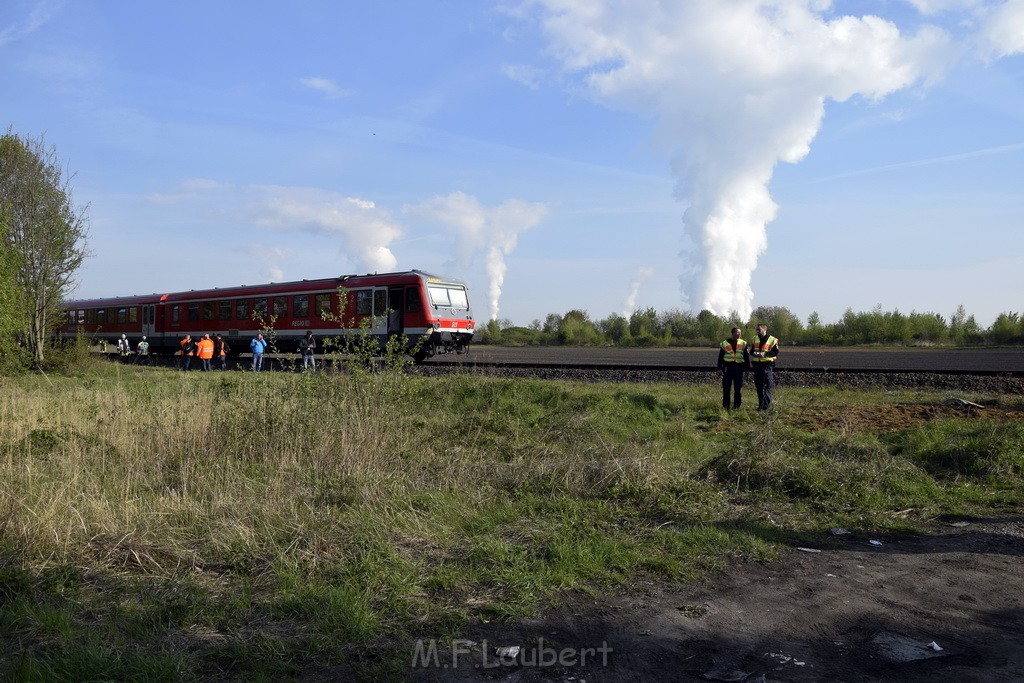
[904,0,983,15]
[254,187,402,273]
[146,178,229,205]
[502,63,544,89]
[298,76,352,100]
[0,0,63,47]
[980,0,1024,57]
[243,244,292,282]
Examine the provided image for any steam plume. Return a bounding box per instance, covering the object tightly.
[527,0,957,317]
[409,191,547,320]
[623,266,654,316]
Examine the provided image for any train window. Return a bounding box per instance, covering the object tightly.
[67,311,75,326]
[293,294,309,317]
[187,303,199,321]
[255,298,268,319]
[448,288,468,309]
[373,290,387,316]
[78,310,85,324]
[172,306,180,325]
[405,288,421,313]
[219,300,232,321]
[117,308,127,324]
[315,294,331,319]
[236,299,250,320]
[87,309,96,324]
[129,307,138,324]
[202,302,215,321]
[427,285,469,309]
[97,309,106,324]
[355,290,372,315]
[273,297,288,318]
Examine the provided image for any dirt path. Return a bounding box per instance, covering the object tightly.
[409,517,1024,682]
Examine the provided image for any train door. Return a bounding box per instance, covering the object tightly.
[141,304,157,338]
[387,287,404,338]
[371,287,388,340]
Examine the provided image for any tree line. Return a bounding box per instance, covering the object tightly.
[0,129,89,370]
[481,304,1024,348]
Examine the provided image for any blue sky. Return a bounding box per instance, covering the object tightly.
[3,1,1022,327]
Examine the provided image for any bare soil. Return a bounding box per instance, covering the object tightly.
[404,403,1024,682]
[785,400,1024,434]
[407,516,1024,682]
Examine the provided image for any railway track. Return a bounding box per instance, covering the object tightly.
[423,346,1024,375]
[416,346,1024,393]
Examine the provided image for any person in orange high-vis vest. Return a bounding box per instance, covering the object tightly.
[750,323,779,410]
[196,333,215,372]
[717,327,749,410]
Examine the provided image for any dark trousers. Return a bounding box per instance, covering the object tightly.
[721,365,745,409]
[753,364,775,410]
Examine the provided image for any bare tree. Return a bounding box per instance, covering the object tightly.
[0,130,89,364]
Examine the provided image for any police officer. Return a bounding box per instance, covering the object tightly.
[136,336,150,365]
[750,323,780,410]
[717,327,749,410]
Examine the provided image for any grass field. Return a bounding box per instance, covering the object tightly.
[2,360,1022,681]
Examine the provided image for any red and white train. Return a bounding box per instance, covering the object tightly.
[58,270,476,361]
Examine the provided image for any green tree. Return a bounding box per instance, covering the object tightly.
[694,309,727,344]
[907,311,947,344]
[558,309,601,345]
[0,131,90,364]
[949,304,981,345]
[628,307,662,346]
[483,318,503,344]
[0,232,25,367]
[748,305,803,342]
[597,312,631,345]
[989,312,1022,345]
[803,311,824,344]
[661,308,696,345]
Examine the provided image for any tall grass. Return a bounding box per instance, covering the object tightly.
[1,364,1021,679]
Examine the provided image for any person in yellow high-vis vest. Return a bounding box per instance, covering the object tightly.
[751,323,779,410]
[717,327,749,410]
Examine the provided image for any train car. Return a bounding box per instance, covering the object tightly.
[58,270,476,362]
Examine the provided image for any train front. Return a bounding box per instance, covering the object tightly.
[416,276,476,361]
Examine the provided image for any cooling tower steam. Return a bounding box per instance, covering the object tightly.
[623,266,654,316]
[409,191,547,321]
[528,0,954,318]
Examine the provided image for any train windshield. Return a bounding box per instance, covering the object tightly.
[427,285,469,310]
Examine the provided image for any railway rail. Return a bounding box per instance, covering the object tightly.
[423,346,1024,376]
[415,346,1024,394]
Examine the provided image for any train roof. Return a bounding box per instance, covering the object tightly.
[62,270,468,307]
